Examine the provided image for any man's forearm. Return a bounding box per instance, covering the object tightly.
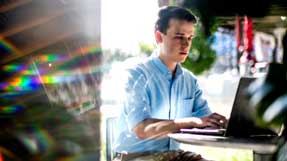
[132,118,178,139]
[132,117,202,139]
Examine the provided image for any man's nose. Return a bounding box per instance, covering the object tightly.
[181,38,190,46]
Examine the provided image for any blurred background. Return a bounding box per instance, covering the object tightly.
[0,0,286,161]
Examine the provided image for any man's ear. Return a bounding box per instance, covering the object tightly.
[155,30,163,43]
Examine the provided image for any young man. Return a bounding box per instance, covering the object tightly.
[114,6,227,161]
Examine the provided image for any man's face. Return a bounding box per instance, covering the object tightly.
[159,18,195,63]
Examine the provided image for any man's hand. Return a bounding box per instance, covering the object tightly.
[132,113,228,140]
[174,113,228,129]
[198,113,228,128]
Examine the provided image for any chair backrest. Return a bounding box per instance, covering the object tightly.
[106,116,118,161]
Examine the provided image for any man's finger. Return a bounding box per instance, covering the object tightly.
[208,118,221,126]
[211,113,226,120]
[210,113,228,126]
[207,121,220,128]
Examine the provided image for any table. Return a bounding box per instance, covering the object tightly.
[168,133,279,161]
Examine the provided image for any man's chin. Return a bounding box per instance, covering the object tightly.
[177,59,186,64]
[179,56,188,63]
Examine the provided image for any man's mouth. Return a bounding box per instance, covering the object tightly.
[179,52,188,55]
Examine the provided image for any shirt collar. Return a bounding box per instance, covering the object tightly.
[151,50,184,78]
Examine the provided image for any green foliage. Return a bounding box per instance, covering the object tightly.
[181,33,216,75]
[105,49,133,63]
[139,42,156,56]
[179,5,219,75]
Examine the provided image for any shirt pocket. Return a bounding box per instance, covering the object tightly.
[179,98,194,117]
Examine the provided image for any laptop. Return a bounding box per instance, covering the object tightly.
[180,77,279,138]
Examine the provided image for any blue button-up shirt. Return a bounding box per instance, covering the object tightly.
[115,54,211,153]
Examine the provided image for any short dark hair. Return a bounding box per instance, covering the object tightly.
[155,6,197,34]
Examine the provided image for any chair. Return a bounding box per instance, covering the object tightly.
[106,117,118,161]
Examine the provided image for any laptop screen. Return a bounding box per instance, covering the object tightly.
[179,77,279,137]
[225,77,278,137]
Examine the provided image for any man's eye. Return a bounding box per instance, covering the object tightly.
[188,36,195,41]
[175,36,183,40]
[174,36,193,41]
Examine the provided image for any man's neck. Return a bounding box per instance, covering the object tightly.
[158,55,177,75]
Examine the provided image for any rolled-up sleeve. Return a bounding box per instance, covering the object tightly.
[192,79,212,117]
[122,68,151,131]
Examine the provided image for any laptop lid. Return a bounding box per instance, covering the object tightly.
[180,77,278,137]
[225,77,278,137]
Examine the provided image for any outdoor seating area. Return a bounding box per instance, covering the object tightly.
[0,0,286,161]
